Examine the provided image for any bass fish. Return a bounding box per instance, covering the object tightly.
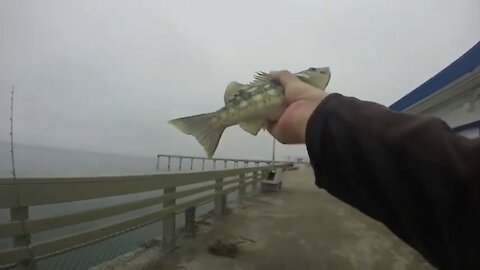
[169,67,331,158]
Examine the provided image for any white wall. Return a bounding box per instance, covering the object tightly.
[422,86,480,138]
[431,94,480,127]
[457,128,480,138]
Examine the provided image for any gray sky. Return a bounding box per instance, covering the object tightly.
[0,0,479,160]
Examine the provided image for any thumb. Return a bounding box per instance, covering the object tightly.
[266,121,276,134]
[270,70,300,88]
[266,120,287,144]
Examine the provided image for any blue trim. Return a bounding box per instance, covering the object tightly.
[453,120,480,133]
[390,41,480,111]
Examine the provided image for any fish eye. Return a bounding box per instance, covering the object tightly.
[308,67,316,71]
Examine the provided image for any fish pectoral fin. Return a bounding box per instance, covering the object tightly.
[239,119,264,135]
[224,81,245,104]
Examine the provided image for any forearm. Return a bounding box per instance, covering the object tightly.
[305,93,480,269]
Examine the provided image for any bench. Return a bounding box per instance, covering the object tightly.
[261,168,283,192]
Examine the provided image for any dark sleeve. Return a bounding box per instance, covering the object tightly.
[305,93,480,270]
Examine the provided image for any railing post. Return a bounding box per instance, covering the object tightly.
[185,207,196,237]
[167,156,171,171]
[10,206,35,269]
[190,158,193,170]
[162,187,176,249]
[214,178,225,218]
[213,159,216,169]
[156,155,160,171]
[239,173,246,201]
[179,157,182,170]
[202,159,205,170]
[224,160,227,169]
[252,171,259,193]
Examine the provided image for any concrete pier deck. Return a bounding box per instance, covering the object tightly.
[158,167,433,270]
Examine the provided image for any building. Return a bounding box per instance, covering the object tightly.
[390,41,480,138]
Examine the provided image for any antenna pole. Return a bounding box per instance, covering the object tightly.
[10,85,16,180]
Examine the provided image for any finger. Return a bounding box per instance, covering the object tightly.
[266,120,287,144]
[266,121,276,134]
[269,70,300,88]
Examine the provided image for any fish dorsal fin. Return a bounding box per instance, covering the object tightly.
[224,81,245,104]
[239,119,265,135]
[250,71,271,85]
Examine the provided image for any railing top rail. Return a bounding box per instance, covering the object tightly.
[157,154,292,164]
[0,164,291,207]
[0,164,286,183]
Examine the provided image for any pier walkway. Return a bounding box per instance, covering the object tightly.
[156,167,432,270]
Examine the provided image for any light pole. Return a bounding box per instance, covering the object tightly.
[271,136,276,170]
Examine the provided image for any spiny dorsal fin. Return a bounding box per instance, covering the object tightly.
[224,81,245,104]
[249,71,271,85]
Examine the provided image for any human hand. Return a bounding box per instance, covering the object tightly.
[267,70,329,144]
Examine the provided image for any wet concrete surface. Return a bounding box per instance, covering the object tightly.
[157,168,434,270]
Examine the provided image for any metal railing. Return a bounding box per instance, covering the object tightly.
[156,154,291,171]
[0,163,291,269]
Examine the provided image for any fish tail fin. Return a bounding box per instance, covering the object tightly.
[168,113,224,158]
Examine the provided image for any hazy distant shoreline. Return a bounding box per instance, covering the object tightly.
[0,141,160,178]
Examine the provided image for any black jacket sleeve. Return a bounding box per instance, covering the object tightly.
[305,93,480,270]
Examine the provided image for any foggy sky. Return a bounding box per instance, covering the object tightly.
[1,0,479,160]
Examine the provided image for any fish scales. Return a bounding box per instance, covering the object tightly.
[217,83,284,126]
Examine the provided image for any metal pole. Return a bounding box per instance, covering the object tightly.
[272,137,276,170]
[9,86,16,180]
[9,86,35,268]
[202,159,205,170]
[179,157,182,170]
[167,156,171,171]
[156,155,160,171]
[190,158,193,170]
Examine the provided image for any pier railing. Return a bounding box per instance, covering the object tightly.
[0,163,292,269]
[156,154,290,171]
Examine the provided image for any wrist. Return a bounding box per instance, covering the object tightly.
[298,93,328,143]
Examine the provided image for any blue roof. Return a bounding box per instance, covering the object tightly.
[390,41,480,111]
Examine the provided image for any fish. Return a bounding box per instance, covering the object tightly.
[169,67,331,158]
